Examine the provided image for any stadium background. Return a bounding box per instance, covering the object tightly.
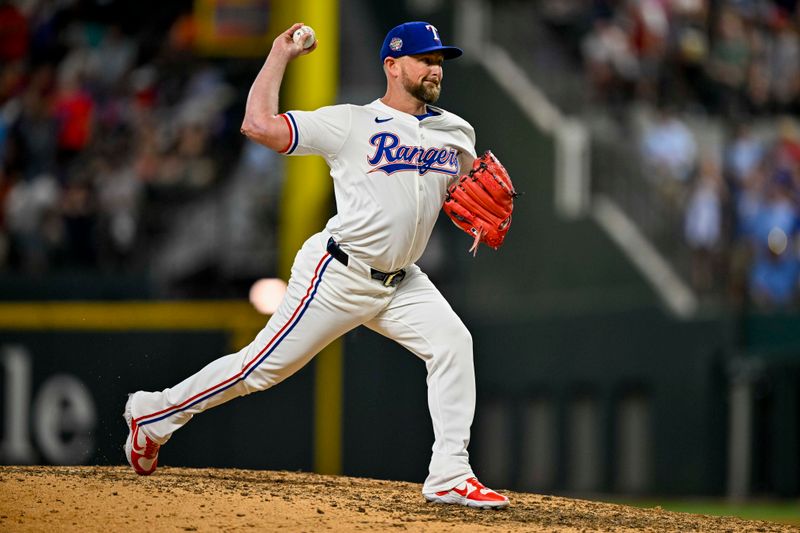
[0,0,798,509]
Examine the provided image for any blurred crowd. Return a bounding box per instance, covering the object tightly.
[4,0,800,308]
[540,0,800,308]
[575,0,800,115]
[0,1,276,290]
[641,109,800,309]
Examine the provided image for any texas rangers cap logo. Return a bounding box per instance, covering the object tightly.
[389,37,402,52]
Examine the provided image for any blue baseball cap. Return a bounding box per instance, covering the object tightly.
[380,21,463,62]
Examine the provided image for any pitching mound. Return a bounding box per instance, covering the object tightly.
[0,466,795,532]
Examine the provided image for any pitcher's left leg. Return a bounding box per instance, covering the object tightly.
[364,265,476,494]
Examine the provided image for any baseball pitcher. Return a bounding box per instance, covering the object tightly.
[124,21,516,509]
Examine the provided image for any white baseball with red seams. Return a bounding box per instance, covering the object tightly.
[292,25,315,49]
[124,20,509,506]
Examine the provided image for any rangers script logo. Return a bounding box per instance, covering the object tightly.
[367,132,459,176]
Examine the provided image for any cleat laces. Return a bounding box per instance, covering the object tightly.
[143,439,160,459]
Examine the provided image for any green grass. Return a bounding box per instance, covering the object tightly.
[609,499,800,526]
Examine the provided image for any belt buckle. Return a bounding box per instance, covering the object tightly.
[383,272,399,287]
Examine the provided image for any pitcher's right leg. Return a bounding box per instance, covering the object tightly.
[123,233,381,473]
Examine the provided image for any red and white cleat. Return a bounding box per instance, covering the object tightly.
[424,477,510,509]
[123,394,160,475]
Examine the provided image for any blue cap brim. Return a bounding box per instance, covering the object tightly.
[409,45,463,60]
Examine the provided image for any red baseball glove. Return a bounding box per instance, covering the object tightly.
[443,151,517,255]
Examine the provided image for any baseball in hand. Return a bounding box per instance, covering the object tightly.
[293,26,316,49]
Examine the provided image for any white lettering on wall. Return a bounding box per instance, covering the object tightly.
[0,345,97,465]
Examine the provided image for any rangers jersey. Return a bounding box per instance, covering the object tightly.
[279,98,477,273]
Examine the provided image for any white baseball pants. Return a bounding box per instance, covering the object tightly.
[130,231,476,493]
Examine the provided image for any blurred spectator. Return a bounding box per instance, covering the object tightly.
[0,0,28,62]
[728,160,766,303]
[0,60,25,107]
[154,119,215,191]
[725,122,764,188]
[53,72,94,171]
[641,107,698,186]
[60,174,97,266]
[744,59,772,114]
[14,65,57,178]
[582,15,639,106]
[747,171,800,308]
[669,10,709,108]
[733,163,766,240]
[685,156,726,291]
[95,155,143,267]
[705,8,750,114]
[766,12,800,112]
[774,117,800,167]
[628,0,669,100]
[4,172,61,272]
[86,25,137,93]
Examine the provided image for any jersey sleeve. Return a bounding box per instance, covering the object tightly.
[278,104,352,158]
[456,122,478,180]
[458,147,477,175]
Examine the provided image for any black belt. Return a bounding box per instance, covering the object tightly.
[326,237,406,287]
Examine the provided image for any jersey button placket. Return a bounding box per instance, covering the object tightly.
[416,127,423,227]
[404,123,424,265]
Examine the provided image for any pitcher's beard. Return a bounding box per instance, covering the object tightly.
[404,77,441,104]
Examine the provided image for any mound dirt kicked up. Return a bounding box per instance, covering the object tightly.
[0,466,795,532]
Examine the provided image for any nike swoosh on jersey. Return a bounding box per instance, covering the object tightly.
[374,116,393,123]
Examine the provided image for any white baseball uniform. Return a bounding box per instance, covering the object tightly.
[129,98,479,493]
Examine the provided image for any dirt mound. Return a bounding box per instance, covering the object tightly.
[0,466,795,532]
